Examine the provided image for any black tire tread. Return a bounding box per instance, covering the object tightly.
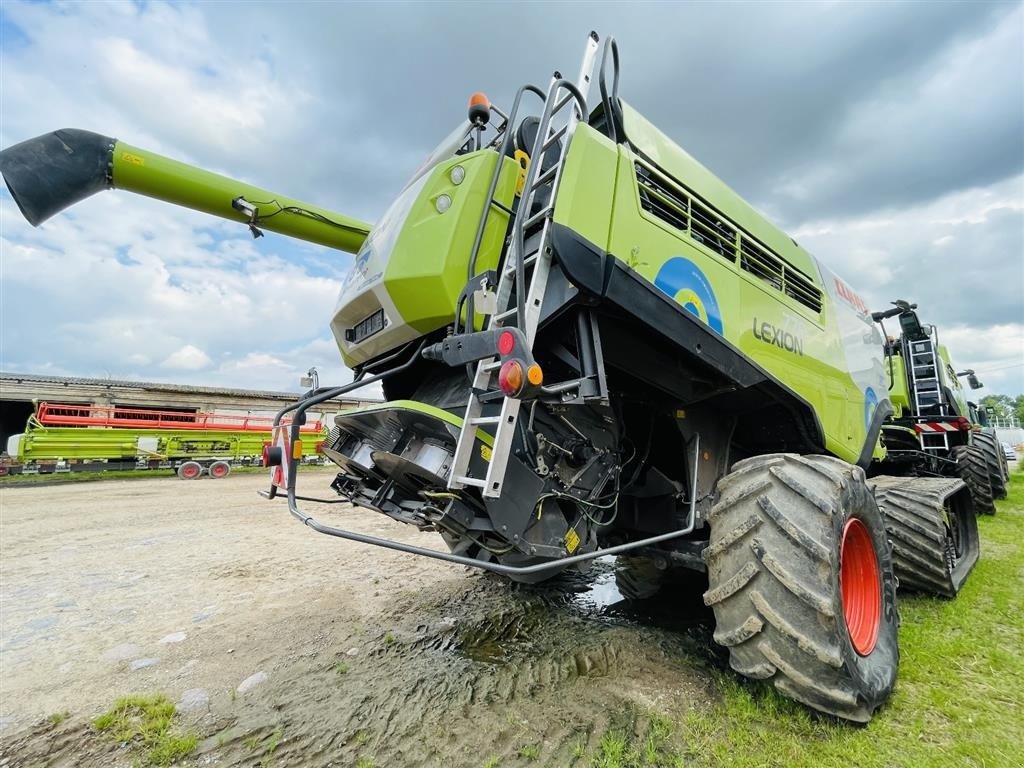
[973,431,1007,499]
[703,454,890,722]
[872,476,979,597]
[953,445,996,514]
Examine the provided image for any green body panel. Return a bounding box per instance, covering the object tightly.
[552,119,886,465]
[887,356,910,418]
[13,426,324,463]
[331,152,519,367]
[113,142,370,254]
[617,103,819,278]
[936,344,968,417]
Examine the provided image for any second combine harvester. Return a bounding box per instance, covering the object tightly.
[1,33,988,722]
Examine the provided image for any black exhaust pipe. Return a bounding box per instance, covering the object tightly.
[0,129,115,226]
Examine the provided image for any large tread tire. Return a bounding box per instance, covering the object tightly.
[973,430,1007,499]
[703,454,899,723]
[953,445,996,514]
[872,476,978,597]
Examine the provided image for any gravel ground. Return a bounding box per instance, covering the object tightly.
[0,471,717,767]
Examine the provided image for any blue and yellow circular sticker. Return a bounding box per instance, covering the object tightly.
[654,257,724,334]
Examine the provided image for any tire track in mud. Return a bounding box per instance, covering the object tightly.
[208,562,723,767]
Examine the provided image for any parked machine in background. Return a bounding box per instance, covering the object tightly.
[2,402,325,478]
[871,300,1010,507]
[2,31,999,722]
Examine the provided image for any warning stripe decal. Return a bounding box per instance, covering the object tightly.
[914,422,959,433]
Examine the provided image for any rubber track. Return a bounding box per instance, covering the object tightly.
[972,431,1007,500]
[953,445,995,514]
[703,454,886,722]
[872,476,979,597]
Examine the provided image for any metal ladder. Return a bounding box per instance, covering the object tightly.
[908,334,948,450]
[448,34,601,499]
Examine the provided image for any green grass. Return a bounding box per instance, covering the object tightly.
[334,661,350,675]
[583,473,1024,767]
[93,694,197,766]
[46,711,70,726]
[518,743,541,761]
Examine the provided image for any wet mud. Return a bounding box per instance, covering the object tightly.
[0,476,725,767]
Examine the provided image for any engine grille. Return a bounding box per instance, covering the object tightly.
[635,160,823,314]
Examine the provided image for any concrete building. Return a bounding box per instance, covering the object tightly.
[0,372,379,453]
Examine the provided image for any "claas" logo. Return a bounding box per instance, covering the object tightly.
[834,278,869,315]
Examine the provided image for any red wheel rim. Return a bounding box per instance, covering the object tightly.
[840,518,881,656]
[181,463,200,479]
[211,463,228,478]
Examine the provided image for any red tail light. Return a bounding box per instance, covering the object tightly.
[498,330,515,356]
[498,359,524,396]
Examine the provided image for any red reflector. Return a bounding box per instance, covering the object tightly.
[498,360,524,396]
[498,330,515,356]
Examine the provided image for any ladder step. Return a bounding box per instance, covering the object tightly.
[504,251,540,276]
[470,416,501,426]
[455,476,488,488]
[494,307,518,322]
[481,360,502,372]
[551,91,575,116]
[524,206,552,230]
[532,165,557,189]
[542,124,568,153]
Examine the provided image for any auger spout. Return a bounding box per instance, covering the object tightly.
[0,129,370,254]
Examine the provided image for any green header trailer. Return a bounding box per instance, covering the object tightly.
[3,402,325,479]
[1,31,988,722]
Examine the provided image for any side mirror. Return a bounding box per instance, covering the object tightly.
[968,374,982,390]
[300,376,314,388]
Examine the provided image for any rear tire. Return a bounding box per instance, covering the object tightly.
[703,454,899,723]
[872,476,978,597]
[177,461,203,480]
[972,431,1007,499]
[953,445,995,514]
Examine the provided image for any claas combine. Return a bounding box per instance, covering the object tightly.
[0,32,989,722]
[871,299,1010,504]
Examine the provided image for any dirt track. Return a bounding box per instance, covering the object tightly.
[0,471,720,767]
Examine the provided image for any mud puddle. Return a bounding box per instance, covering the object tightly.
[210,558,724,767]
[2,475,724,768]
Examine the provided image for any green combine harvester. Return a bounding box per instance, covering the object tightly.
[872,300,1010,508]
[4,402,325,478]
[0,32,987,722]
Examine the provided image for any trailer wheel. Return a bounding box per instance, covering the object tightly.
[703,454,898,723]
[972,431,1007,499]
[209,461,231,479]
[177,461,203,480]
[953,445,995,514]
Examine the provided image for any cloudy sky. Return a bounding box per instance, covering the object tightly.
[1,0,1021,396]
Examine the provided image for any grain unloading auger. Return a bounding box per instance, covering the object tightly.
[1,31,986,723]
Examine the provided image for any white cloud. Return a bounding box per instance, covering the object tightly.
[161,344,213,371]
[0,0,1021,402]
